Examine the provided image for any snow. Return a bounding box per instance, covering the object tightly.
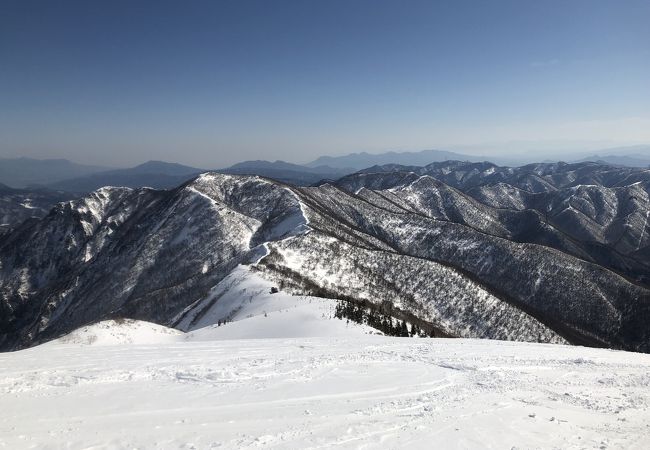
[187,301,375,340]
[19,200,36,209]
[44,319,184,346]
[259,204,310,241]
[6,262,646,448]
[1,335,649,449]
[175,265,375,338]
[638,210,649,250]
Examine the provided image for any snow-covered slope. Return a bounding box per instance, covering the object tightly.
[42,267,376,346]
[45,319,184,346]
[175,265,376,339]
[1,336,649,449]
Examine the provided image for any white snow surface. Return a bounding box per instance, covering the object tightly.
[44,319,184,346]
[1,334,649,449]
[175,264,375,339]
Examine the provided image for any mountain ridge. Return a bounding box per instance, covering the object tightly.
[1,164,648,352]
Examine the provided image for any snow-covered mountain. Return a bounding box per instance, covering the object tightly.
[338,161,650,284]
[1,163,649,352]
[345,160,650,192]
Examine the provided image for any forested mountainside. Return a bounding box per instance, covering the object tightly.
[0,184,77,234]
[1,162,649,352]
[336,161,650,285]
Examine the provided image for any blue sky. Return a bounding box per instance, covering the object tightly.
[1,0,649,167]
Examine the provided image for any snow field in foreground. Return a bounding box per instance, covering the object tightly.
[2,265,649,448]
[1,337,649,449]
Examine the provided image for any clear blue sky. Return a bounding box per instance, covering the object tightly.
[1,0,649,167]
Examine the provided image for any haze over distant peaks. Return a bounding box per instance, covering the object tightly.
[126,160,204,176]
[575,154,650,168]
[307,145,650,170]
[220,160,352,185]
[0,157,109,188]
[47,160,205,193]
[307,149,482,170]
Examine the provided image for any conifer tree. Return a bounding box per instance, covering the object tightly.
[400,320,409,337]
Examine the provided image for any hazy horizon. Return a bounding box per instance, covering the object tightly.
[1,0,649,168]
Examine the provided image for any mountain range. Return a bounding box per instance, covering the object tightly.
[308,145,650,170]
[47,160,205,193]
[307,149,482,169]
[0,159,353,229]
[0,158,351,193]
[1,160,648,352]
[218,160,351,185]
[3,144,650,192]
[575,154,650,168]
[0,158,109,188]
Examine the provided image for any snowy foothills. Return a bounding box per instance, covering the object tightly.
[1,159,650,448]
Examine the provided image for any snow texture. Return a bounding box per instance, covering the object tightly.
[1,329,649,449]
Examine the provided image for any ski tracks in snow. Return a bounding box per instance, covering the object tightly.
[1,338,650,449]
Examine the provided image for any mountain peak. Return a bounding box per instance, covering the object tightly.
[131,160,204,175]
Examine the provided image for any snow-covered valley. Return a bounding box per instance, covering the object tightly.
[2,328,649,449]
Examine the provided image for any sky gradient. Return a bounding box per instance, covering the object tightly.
[1,0,649,167]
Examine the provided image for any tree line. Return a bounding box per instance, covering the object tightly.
[333,300,433,337]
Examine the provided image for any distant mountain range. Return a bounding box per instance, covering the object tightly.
[307,149,483,170]
[1,146,649,230]
[308,145,650,170]
[0,158,109,188]
[575,154,650,168]
[0,158,354,194]
[48,160,205,193]
[46,160,351,193]
[219,160,352,185]
[2,144,649,192]
[0,159,356,229]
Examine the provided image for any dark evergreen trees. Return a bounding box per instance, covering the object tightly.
[332,299,433,338]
